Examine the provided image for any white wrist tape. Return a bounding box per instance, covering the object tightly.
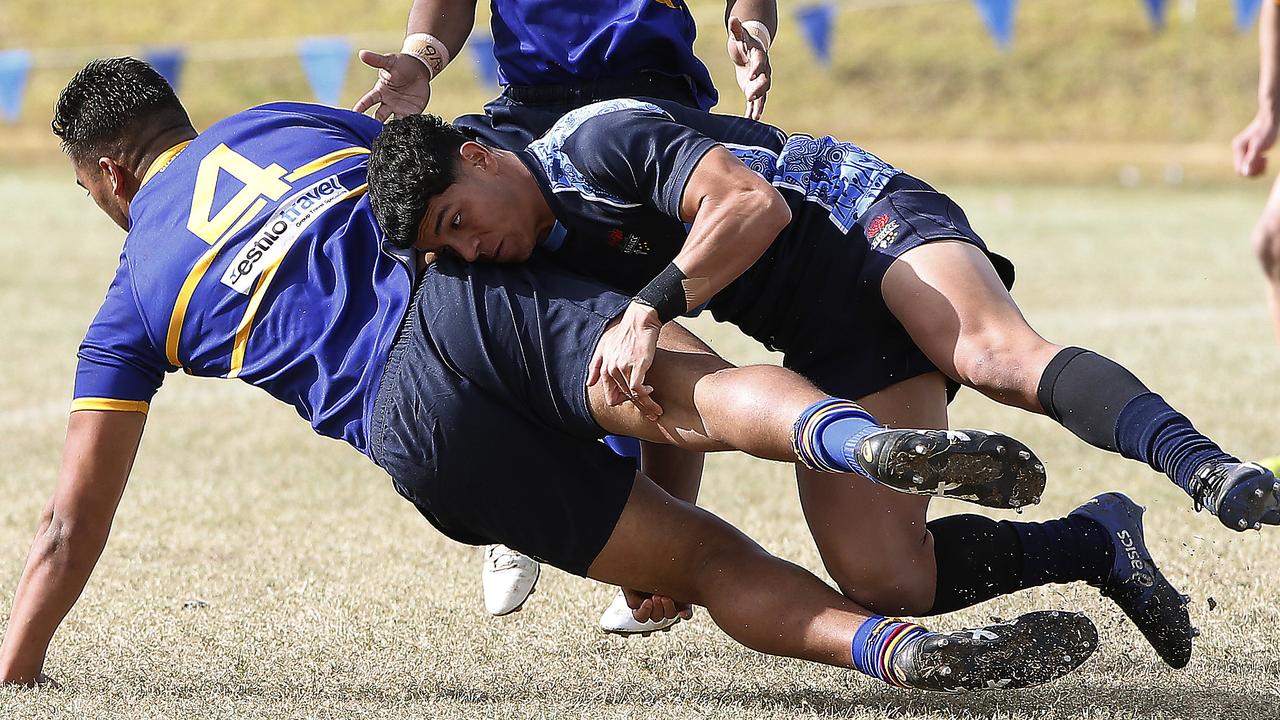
[740,20,773,53]
[401,33,452,78]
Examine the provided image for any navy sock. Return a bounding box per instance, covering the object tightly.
[1037,347,1235,493]
[925,513,1113,615]
[1114,393,1236,496]
[1010,516,1113,588]
[792,398,881,479]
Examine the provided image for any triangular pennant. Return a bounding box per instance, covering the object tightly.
[298,36,352,106]
[144,47,186,91]
[794,4,835,66]
[469,35,500,86]
[0,50,33,124]
[1142,0,1167,31]
[1235,0,1264,32]
[974,0,1017,49]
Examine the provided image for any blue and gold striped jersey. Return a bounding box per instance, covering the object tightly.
[73,102,414,455]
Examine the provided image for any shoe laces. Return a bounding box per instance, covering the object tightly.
[487,545,526,571]
[1187,462,1228,513]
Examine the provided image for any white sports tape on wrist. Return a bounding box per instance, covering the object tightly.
[740,20,773,52]
[401,33,451,78]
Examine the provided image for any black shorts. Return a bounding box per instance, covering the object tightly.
[368,257,637,576]
[722,174,1016,403]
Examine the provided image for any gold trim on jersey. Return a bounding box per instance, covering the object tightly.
[70,398,150,414]
[285,147,370,182]
[140,140,193,187]
[225,183,368,378]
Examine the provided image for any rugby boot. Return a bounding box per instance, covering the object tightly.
[887,611,1098,692]
[856,428,1046,509]
[483,544,540,616]
[1070,493,1193,668]
[1187,460,1280,532]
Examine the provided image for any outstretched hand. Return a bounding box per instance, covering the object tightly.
[1233,111,1278,177]
[588,302,664,421]
[727,16,773,121]
[353,49,433,122]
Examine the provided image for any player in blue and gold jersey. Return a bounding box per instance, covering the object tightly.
[0,58,1092,694]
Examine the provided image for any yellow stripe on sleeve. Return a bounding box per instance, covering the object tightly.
[284,147,370,182]
[225,184,368,379]
[71,398,150,414]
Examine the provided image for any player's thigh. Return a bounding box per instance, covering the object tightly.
[797,372,947,608]
[881,241,1058,400]
[587,470,765,604]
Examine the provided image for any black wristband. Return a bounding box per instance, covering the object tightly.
[634,262,689,323]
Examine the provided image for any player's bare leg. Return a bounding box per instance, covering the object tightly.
[796,372,945,616]
[1249,176,1280,343]
[588,322,1046,510]
[585,472,1098,691]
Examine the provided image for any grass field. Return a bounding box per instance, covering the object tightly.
[1,169,1279,719]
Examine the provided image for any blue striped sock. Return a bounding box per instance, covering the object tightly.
[791,398,881,479]
[851,615,930,687]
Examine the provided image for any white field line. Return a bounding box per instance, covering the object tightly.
[0,302,1263,429]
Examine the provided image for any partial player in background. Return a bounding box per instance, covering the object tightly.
[1231,0,1280,475]
[354,0,777,632]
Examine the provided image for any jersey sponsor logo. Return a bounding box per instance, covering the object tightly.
[865,213,900,250]
[220,175,348,294]
[607,228,650,255]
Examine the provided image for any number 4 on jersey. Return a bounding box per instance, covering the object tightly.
[187,144,291,246]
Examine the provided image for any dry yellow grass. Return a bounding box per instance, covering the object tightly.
[1,169,1279,718]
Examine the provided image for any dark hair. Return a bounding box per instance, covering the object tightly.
[367,114,471,250]
[51,57,191,164]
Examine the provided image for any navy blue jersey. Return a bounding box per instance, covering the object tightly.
[74,102,414,455]
[489,0,717,110]
[518,98,902,348]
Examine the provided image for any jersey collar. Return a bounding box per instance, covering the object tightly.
[139,140,193,187]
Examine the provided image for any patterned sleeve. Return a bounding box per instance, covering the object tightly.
[72,256,173,414]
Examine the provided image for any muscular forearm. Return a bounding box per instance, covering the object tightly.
[726,0,778,35]
[405,0,479,60]
[673,186,790,312]
[0,515,112,683]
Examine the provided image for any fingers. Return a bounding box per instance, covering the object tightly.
[727,15,746,41]
[374,102,395,123]
[627,364,662,420]
[588,352,603,387]
[358,49,392,70]
[353,87,381,113]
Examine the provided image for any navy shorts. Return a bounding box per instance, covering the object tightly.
[368,257,638,576]
[738,174,1016,402]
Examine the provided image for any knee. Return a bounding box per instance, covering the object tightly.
[952,329,1054,402]
[826,535,937,616]
[1252,217,1280,279]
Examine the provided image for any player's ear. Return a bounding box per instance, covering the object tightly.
[458,141,491,171]
[100,158,138,201]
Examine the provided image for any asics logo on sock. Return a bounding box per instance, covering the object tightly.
[1117,530,1155,587]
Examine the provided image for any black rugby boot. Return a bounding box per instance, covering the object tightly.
[1070,493,1194,668]
[856,428,1046,509]
[888,611,1098,692]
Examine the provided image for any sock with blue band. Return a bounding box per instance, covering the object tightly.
[851,615,930,687]
[791,398,881,479]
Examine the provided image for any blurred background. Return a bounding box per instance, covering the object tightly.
[0,0,1269,183]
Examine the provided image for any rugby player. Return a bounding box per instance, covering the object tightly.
[1232,0,1280,475]
[354,0,778,627]
[367,99,1280,670]
[0,58,1091,692]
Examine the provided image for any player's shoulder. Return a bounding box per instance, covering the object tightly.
[201,102,382,146]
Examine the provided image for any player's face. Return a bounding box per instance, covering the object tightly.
[413,147,543,263]
[73,159,130,231]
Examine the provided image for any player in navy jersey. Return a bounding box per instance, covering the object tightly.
[0,58,1092,692]
[367,99,1280,670]
[354,0,777,629]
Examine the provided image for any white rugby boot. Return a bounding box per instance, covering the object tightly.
[482,544,540,616]
[599,589,686,636]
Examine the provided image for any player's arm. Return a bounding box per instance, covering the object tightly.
[588,121,790,415]
[1234,0,1280,176]
[354,0,480,121]
[725,0,778,120]
[0,409,145,685]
